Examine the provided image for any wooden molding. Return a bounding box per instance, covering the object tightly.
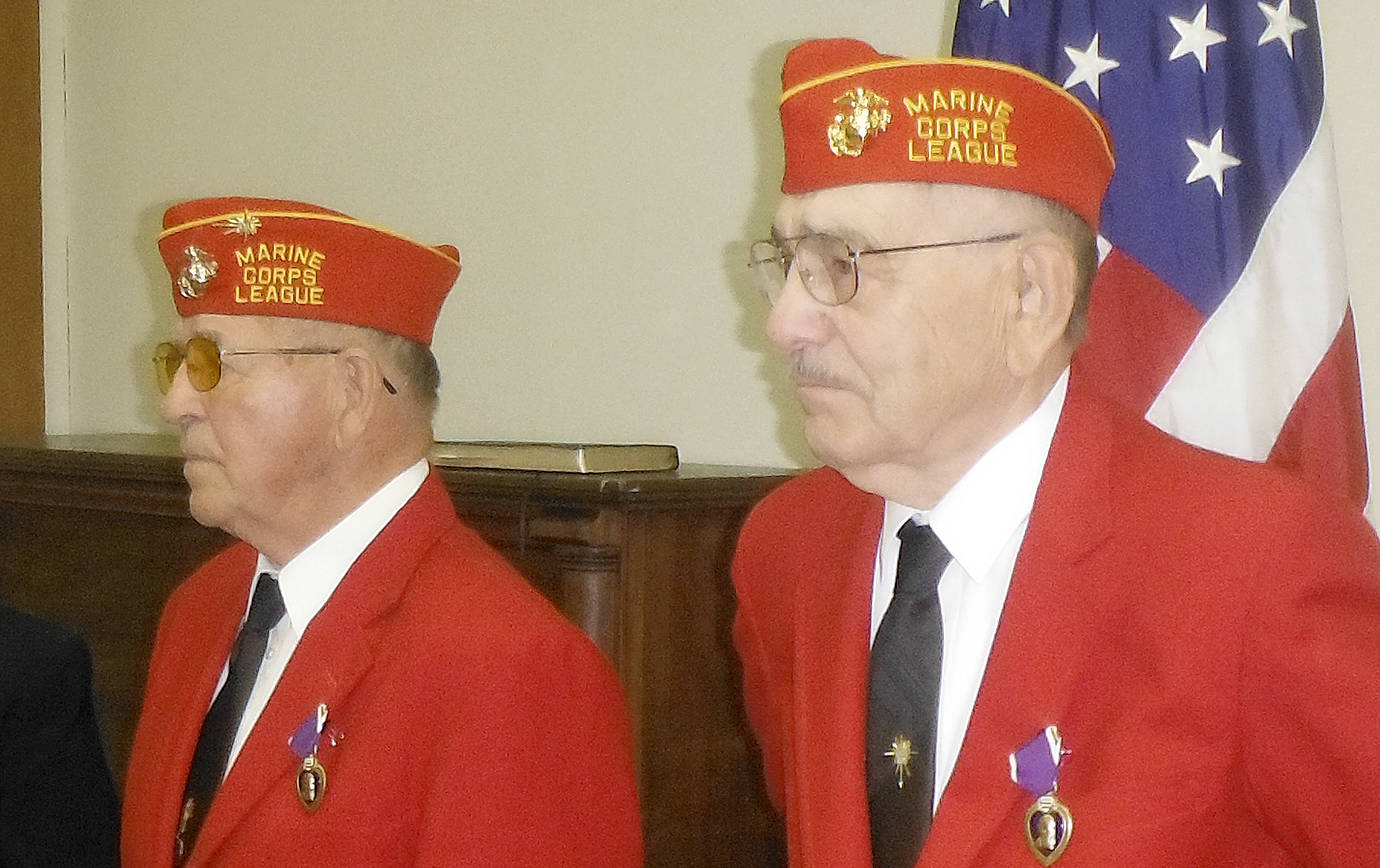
[0,0,44,435]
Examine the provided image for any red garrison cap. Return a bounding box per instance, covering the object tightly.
[157,197,461,346]
[778,38,1115,229]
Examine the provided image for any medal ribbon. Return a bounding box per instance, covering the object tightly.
[1008,725,1063,796]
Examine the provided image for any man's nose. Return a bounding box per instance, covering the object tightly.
[765,266,833,353]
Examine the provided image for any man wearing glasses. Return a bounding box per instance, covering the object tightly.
[122,197,642,867]
[734,39,1380,867]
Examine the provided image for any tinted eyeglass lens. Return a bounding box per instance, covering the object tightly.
[152,336,223,394]
[184,336,222,392]
[152,342,181,395]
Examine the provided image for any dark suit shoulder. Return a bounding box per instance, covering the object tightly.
[0,606,92,727]
[0,605,86,668]
[0,605,120,867]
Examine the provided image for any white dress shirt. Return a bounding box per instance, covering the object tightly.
[869,369,1068,811]
[216,459,429,774]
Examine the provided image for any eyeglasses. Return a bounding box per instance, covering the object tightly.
[153,336,350,395]
[747,231,1023,306]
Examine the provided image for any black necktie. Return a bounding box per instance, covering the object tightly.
[867,520,951,868]
[175,573,285,864]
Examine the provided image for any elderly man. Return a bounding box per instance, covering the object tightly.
[734,39,1380,867]
[123,197,642,867]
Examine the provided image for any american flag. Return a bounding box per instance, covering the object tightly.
[953,0,1368,508]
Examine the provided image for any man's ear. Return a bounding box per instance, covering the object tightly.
[333,347,385,448]
[1006,232,1077,377]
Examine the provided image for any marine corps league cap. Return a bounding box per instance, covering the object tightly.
[157,197,461,346]
[778,38,1115,230]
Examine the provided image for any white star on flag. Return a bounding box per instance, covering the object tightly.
[980,0,1012,16]
[1185,128,1242,195]
[1257,0,1307,57]
[953,0,1370,508]
[1170,5,1227,73]
[1063,34,1120,100]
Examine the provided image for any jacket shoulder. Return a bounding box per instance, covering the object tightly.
[740,466,867,541]
[0,604,86,665]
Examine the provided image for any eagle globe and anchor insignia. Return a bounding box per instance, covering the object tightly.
[828,87,892,157]
[176,246,218,299]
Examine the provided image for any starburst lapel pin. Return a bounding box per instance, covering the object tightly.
[884,733,914,789]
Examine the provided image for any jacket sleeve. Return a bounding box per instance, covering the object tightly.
[1239,498,1380,866]
[732,505,788,816]
[413,627,644,867]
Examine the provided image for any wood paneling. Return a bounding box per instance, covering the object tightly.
[0,435,790,868]
[0,0,45,434]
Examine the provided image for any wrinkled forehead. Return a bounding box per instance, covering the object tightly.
[176,313,309,345]
[772,181,1026,242]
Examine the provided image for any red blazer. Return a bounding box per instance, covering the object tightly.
[733,385,1380,867]
[124,472,643,867]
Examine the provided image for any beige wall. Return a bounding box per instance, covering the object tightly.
[42,2,1380,512]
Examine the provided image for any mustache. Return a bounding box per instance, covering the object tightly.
[788,353,851,390]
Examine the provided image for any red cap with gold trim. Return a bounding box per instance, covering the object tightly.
[778,39,1115,229]
[157,197,461,346]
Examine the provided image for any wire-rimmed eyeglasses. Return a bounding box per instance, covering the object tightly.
[747,231,1023,306]
[153,335,397,395]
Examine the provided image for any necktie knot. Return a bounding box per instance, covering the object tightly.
[244,573,285,636]
[894,520,950,597]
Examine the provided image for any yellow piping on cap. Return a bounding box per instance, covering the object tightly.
[780,55,1115,169]
[158,211,461,267]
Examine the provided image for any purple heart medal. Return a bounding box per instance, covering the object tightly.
[289,703,331,813]
[1008,725,1072,865]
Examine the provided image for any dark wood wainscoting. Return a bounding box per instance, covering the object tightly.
[0,436,791,868]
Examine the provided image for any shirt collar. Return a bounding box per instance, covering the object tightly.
[884,368,1068,582]
[254,459,429,635]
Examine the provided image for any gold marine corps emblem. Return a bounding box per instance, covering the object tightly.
[828,87,891,157]
[176,246,218,299]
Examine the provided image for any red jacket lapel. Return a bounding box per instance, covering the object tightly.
[189,473,455,865]
[125,543,257,867]
[922,385,1117,866]
[789,479,882,868]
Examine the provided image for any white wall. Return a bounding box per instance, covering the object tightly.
[41,1,1380,513]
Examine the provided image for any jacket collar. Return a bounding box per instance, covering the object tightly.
[922,383,1117,865]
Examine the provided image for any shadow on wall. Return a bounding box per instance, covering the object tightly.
[722,40,821,471]
[132,198,183,432]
